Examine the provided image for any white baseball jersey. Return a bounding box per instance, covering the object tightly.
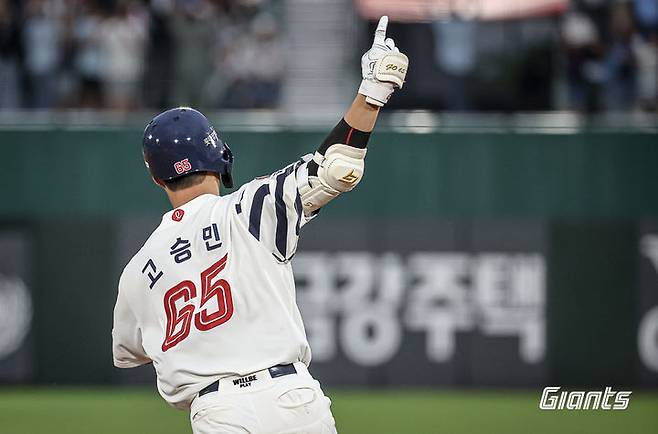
[112,157,316,410]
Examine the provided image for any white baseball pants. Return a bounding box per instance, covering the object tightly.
[190,363,337,434]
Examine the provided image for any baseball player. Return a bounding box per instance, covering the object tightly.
[112,16,408,434]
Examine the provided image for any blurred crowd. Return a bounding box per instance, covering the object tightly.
[562,0,658,112]
[0,0,284,111]
[393,0,658,112]
[1,0,656,113]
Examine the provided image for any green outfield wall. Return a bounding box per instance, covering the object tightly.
[0,128,657,388]
[1,128,657,217]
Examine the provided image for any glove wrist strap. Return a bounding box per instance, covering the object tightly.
[358,79,393,107]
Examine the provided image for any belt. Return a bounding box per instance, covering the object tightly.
[198,363,297,397]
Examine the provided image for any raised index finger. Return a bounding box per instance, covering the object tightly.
[373,15,388,46]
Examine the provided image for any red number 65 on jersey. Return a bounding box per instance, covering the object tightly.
[162,254,234,352]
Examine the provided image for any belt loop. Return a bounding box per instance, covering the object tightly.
[198,380,219,397]
[268,363,297,378]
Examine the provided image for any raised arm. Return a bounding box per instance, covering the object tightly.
[299,16,408,215]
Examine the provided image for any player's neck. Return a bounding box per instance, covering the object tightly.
[166,179,220,209]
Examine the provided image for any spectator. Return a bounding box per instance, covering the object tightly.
[170,0,216,108]
[633,32,657,111]
[633,0,658,111]
[22,0,61,108]
[98,1,146,111]
[634,0,658,36]
[603,2,637,111]
[0,0,20,108]
[72,1,104,108]
[431,15,477,111]
[143,0,175,109]
[221,12,284,108]
[562,8,606,112]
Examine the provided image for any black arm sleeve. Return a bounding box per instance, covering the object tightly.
[309,118,371,176]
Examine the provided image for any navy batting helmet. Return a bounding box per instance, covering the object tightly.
[142,107,234,188]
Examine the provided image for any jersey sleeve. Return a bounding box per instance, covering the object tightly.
[112,273,151,368]
[234,156,317,262]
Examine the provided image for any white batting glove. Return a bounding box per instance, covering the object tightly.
[358,16,409,107]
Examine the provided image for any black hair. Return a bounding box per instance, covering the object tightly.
[163,172,208,192]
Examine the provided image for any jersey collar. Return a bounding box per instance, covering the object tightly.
[162,194,215,224]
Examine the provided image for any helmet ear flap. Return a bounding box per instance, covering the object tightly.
[221,173,234,189]
[219,143,234,188]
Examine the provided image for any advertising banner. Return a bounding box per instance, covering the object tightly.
[294,220,547,386]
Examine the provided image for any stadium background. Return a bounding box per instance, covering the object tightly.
[1,0,657,433]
